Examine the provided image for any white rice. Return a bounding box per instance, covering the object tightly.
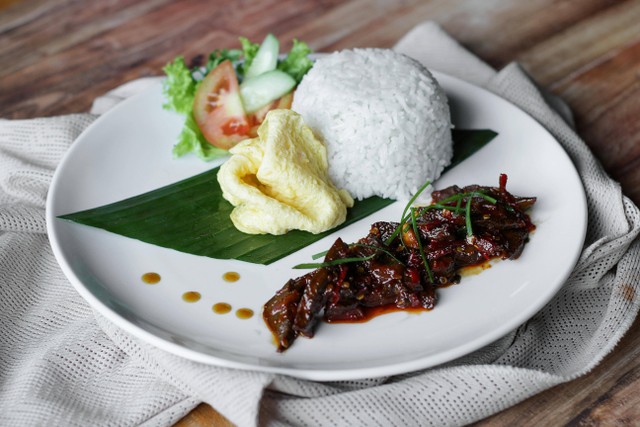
[291,48,453,200]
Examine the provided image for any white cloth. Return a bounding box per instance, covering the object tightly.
[1,21,639,427]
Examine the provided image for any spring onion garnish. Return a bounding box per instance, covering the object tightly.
[465,194,474,237]
[350,243,403,264]
[293,254,377,269]
[410,207,434,282]
[301,242,402,269]
[385,180,432,246]
[465,191,497,238]
[473,192,498,204]
[311,249,329,260]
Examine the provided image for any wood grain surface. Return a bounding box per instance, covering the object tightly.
[2,0,640,425]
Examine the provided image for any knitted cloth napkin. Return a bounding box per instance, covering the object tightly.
[2,21,639,427]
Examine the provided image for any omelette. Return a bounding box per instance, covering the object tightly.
[217,109,354,235]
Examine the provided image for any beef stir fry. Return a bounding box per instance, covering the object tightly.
[263,175,536,352]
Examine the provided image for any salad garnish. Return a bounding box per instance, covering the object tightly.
[162,34,313,160]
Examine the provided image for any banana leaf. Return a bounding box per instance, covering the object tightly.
[59,129,496,264]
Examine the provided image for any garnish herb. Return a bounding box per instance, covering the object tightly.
[465,194,474,237]
[299,243,401,269]
[293,255,377,270]
[236,37,259,80]
[171,114,228,160]
[277,39,314,84]
[410,206,434,282]
[384,180,432,246]
[412,190,497,238]
[464,191,497,237]
[350,243,403,264]
[162,57,197,115]
[311,249,329,260]
[205,49,242,76]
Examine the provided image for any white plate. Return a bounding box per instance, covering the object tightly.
[46,72,587,381]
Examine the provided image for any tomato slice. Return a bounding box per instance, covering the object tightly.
[246,91,294,137]
[193,60,250,150]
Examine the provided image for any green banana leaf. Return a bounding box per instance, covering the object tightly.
[59,129,497,265]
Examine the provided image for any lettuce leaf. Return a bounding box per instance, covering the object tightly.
[236,37,260,80]
[204,48,242,76]
[278,39,314,84]
[171,114,228,161]
[162,56,196,115]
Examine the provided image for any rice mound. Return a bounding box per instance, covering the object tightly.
[292,48,453,200]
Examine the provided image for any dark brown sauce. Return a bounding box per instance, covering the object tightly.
[223,271,240,282]
[236,308,254,319]
[212,302,232,314]
[326,305,431,324]
[182,291,201,302]
[141,272,161,284]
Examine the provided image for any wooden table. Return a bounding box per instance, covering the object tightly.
[2,0,639,425]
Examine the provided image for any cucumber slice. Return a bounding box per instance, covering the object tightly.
[240,70,296,113]
[245,33,279,79]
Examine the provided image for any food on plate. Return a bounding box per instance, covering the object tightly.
[239,69,295,113]
[192,60,250,151]
[263,175,536,352]
[292,48,453,201]
[162,34,313,160]
[217,109,354,235]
